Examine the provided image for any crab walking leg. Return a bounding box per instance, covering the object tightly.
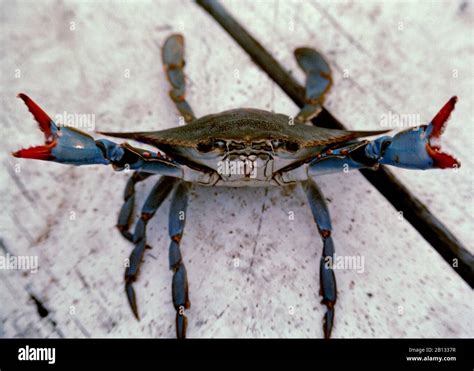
[294,48,332,124]
[118,33,196,245]
[117,172,154,242]
[124,176,179,319]
[168,181,191,338]
[162,34,196,124]
[302,179,337,339]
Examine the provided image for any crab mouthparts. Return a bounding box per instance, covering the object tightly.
[425,96,460,169]
[12,93,57,160]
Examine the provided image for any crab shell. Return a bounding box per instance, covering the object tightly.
[100,108,388,186]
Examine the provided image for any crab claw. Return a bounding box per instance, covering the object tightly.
[13,94,110,165]
[425,96,460,169]
[13,93,58,160]
[367,97,460,170]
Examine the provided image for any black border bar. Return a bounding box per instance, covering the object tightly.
[0,338,472,365]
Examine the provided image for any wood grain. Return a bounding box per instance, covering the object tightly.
[1,0,472,338]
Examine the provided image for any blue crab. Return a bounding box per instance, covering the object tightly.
[12,34,460,338]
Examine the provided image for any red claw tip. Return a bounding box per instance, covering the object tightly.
[425,143,460,169]
[12,140,56,160]
[426,96,460,169]
[14,94,58,161]
[17,93,54,139]
[430,96,457,139]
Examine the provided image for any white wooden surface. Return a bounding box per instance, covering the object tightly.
[0,0,472,338]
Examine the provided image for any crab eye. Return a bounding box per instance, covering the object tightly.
[285,142,300,152]
[214,140,226,150]
[271,140,282,149]
[196,142,214,153]
[197,140,226,153]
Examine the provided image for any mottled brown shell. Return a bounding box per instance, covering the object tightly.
[100,108,388,149]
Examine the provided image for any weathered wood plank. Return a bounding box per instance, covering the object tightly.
[1,0,472,339]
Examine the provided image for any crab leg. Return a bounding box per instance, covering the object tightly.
[294,48,332,124]
[117,34,195,248]
[370,97,460,170]
[115,34,197,231]
[117,172,154,242]
[118,34,195,247]
[168,181,191,338]
[124,176,179,319]
[308,97,460,175]
[162,34,196,124]
[13,94,184,177]
[302,179,337,339]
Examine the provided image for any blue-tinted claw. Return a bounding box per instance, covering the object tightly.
[367,97,460,170]
[13,94,109,165]
[50,127,112,165]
